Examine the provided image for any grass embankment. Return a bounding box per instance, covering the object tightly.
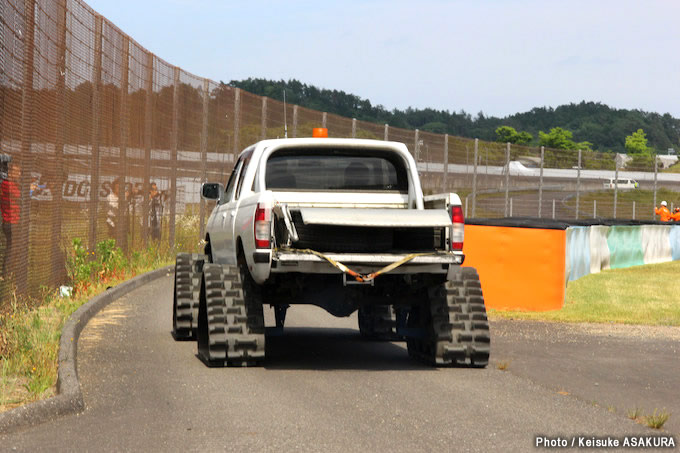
[0,215,201,413]
[573,189,680,206]
[490,260,680,325]
[662,162,680,173]
[563,188,680,219]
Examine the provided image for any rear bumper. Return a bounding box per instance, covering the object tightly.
[270,250,464,275]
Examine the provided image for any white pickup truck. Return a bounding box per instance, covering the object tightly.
[171,135,489,367]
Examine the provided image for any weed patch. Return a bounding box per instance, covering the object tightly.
[627,407,642,421]
[496,361,510,371]
[645,409,670,430]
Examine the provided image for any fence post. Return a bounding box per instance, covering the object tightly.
[15,0,37,294]
[552,199,556,219]
[414,129,420,160]
[322,112,327,129]
[504,142,510,217]
[292,104,298,138]
[538,146,544,217]
[443,134,449,191]
[593,200,596,219]
[633,200,636,220]
[169,66,180,251]
[471,138,478,218]
[351,118,356,138]
[260,97,267,140]
[89,14,103,252]
[233,88,241,152]
[575,149,582,219]
[614,159,619,219]
[384,124,389,141]
[118,36,129,255]
[141,51,154,248]
[50,0,68,285]
[199,79,209,240]
[510,198,513,217]
[653,154,658,219]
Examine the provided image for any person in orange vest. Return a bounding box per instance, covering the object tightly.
[672,207,680,222]
[654,201,672,222]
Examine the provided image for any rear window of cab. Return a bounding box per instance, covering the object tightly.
[264,148,408,192]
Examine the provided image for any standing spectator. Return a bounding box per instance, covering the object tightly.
[149,181,162,242]
[29,176,46,199]
[654,201,672,222]
[106,178,120,239]
[1,162,21,278]
[671,207,680,222]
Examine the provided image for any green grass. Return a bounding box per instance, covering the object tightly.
[489,260,680,325]
[573,189,680,206]
[662,162,680,173]
[563,189,680,219]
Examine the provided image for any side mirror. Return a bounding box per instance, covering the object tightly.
[201,182,224,201]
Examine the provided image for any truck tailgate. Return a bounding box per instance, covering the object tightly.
[297,208,451,227]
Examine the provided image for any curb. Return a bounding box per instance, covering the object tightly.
[0,265,173,435]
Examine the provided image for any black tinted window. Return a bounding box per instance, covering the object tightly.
[235,152,252,199]
[265,149,407,192]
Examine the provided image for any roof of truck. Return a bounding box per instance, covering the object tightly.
[254,137,406,148]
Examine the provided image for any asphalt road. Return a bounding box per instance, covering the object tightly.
[2,273,678,452]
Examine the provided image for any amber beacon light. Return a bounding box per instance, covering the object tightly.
[312,127,329,138]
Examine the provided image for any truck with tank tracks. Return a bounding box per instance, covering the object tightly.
[171,133,490,367]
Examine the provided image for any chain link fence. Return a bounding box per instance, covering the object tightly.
[1,0,679,304]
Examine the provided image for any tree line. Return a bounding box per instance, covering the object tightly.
[228,78,680,155]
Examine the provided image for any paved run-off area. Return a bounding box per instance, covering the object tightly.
[2,273,677,451]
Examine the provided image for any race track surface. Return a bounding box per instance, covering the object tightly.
[2,273,677,451]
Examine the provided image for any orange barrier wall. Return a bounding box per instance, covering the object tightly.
[463,225,566,311]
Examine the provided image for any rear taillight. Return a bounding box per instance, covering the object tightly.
[254,203,271,249]
[451,205,464,251]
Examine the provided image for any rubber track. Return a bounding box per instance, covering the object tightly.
[197,264,265,367]
[172,253,207,340]
[358,305,397,340]
[407,267,490,367]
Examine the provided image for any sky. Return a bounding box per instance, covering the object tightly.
[85,0,680,118]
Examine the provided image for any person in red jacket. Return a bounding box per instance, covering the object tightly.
[1,162,21,277]
[654,201,672,222]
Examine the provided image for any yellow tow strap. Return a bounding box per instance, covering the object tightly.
[276,248,432,282]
